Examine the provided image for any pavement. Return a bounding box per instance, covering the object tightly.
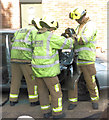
[1,50,109,120]
[1,88,109,119]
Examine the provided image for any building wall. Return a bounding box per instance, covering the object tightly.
[42,0,108,48]
[0,0,20,29]
[0,0,108,48]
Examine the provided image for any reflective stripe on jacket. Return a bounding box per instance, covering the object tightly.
[11,25,37,61]
[75,21,97,62]
[32,31,74,77]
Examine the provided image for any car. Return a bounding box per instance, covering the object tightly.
[77,55,109,101]
[95,56,108,89]
[0,29,108,97]
[0,29,17,91]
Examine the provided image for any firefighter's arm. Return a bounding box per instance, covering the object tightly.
[50,34,75,50]
[77,22,97,45]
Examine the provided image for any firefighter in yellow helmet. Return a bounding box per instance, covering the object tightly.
[31,16,76,118]
[9,18,41,106]
[68,6,99,110]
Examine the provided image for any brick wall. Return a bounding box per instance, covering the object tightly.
[42,0,108,48]
[0,0,20,29]
[0,0,108,48]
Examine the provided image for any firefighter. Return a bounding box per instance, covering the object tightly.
[31,16,76,118]
[9,19,41,106]
[68,6,99,110]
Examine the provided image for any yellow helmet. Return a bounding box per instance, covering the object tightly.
[69,7,87,20]
[31,17,42,30]
[39,16,59,30]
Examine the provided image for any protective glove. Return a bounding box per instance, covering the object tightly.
[61,33,69,38]
[65,28,76,37]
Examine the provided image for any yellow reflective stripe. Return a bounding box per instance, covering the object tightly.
[29,94,38,99]
[77,61,94,65]
[95,86,99,97]
[91,86,99,101]
[92,75,96,83]
[54,84,59,92]
[34,85,38,95]
[69,98,77,102]
[58,97,62,107]
[91,96,99,101]
[10,94,18,98]
[53,106,62,112]
[41,105,50,110]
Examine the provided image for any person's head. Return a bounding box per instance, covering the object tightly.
[39,16,59,31]
[69,6,88,24]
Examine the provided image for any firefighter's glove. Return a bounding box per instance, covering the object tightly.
[61,28,76,38]
[61,33,69,38]
[65,28,77,43]
[65,28,76,37]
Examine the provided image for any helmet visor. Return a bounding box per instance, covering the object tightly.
[40,21,59,30]
[40,21,50,29]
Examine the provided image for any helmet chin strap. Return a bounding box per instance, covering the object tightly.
[83,16,90,24]
[78,15,90,25]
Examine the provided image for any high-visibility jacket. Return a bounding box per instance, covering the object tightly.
[32,31,74,77]
[11,25,37,63]
[75,21,97,63]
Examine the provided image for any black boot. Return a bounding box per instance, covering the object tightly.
[44,111,52,118]
[92,103,98,109]
[30,101,40,106]
[53,113,66,119]
[10,101,18,106]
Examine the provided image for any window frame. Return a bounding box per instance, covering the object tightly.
[20,0,42,27]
